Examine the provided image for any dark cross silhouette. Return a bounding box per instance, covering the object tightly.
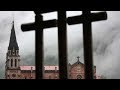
[21,11,68,79]
[21,11,57,79]
[67,11,107,79]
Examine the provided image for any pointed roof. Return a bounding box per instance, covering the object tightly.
[8,21,19,50]
[70,57,84,68]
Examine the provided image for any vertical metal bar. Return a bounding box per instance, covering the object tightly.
[83,11,94,79]
[35,13,44,79]
[58,11,68,79]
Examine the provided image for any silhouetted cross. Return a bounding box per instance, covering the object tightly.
[21,11,57,79]
[67,11,107,79]
[21,11,68,79]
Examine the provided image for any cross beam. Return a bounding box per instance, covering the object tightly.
[68,12,107,25]
[21,19,57,31]
[67,11,107,79]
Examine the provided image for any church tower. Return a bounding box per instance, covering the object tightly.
[5,21,21,79]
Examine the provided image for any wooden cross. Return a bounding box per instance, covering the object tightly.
[21,11,57,79]
[21,11,68,79]
[67,11,107,79]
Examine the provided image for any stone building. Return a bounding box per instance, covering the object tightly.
[5,22,98,79]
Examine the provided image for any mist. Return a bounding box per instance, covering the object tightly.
[0,11,120,79]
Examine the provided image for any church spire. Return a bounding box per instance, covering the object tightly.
[8,21,19,50]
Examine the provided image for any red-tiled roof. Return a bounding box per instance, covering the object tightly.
[20,66,35,70]
[45,66,59,70]
[20,66,59,71]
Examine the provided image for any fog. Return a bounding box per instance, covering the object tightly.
[0,11,119,79]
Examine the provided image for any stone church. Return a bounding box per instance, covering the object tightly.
[5,22,99,79]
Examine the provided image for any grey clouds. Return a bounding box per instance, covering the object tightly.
[0,11,119,79]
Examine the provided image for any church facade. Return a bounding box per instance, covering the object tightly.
[5,22,99,79]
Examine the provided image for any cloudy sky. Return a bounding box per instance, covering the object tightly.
[0,11,120,79]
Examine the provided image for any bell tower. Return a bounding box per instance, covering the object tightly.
[5,21,21,79]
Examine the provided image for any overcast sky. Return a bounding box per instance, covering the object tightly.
[0,11,120,79]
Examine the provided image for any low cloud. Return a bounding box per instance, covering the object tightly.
[0,11,120,79]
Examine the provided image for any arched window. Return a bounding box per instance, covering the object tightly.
[16,50,19,56]
[11,59,13,67]
[77,75,82,79]
[15,59,17,67]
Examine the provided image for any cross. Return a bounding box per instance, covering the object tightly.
[21,11,57,79]
[77,56,80,61]
[21,11,68,79]
[67,11,107,79]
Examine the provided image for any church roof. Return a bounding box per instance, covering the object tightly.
[69,57,85,69]
[20,66,59,71]
[8,21,19,50]
[20,66,35,70]
[71,60,84,68]
[45,66,59,70]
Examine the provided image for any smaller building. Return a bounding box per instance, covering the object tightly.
[68,58,96,79]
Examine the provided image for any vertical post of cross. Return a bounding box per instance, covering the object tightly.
[58,11,68,79]
[82,11,93,79]
[34,12,44,79]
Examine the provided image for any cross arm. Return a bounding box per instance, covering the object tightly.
[43,19,57,28]
[21,23,35,32]
[67,12,107,25]
[21,19,57,32]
